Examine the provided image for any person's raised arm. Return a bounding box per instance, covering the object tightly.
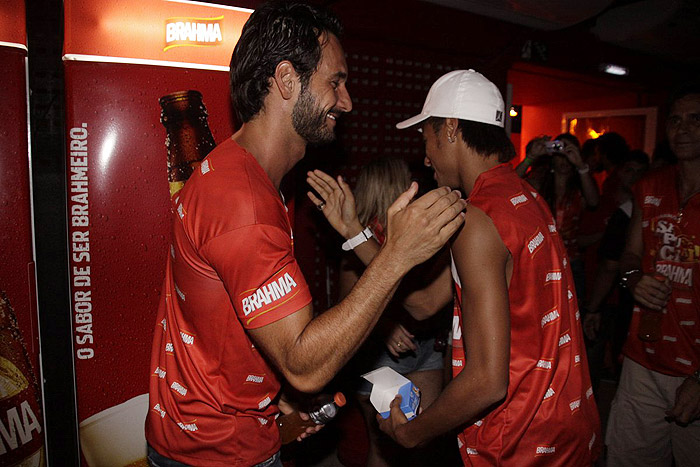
[308,169,453,319]
[378,206,510,447]
[561,140,599,208]
[307,170,380,265]
[250,184,466,393]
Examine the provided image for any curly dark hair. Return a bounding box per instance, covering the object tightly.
[229,1,343,124]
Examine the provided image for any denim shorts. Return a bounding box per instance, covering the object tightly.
[147,445,282,467]
[356,336,444,395]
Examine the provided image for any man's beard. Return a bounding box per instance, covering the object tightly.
[292,84,336,145]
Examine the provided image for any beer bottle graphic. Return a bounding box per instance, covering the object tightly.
[159,90,216,197]
[0,291,45,466]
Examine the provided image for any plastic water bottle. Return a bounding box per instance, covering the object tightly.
[277,392,346,444]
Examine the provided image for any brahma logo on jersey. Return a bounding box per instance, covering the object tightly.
[535,445,556,456]
[675,357,692,366]
[245,374,265,384]
[569,398,581,413]
[154,366,166,379]
[152,403,166,418]
[545,270,562,284]
[559,332,571,347]
[467,447,479,456]
[527,230,545,256]
[452,315,463,341]
[164,16,224,52]
[586,386,593,399]
[509,193,529,208]
[177,420,199,432]
[548,223,557,233]
[543,387,555,401]
[541,308,560,328]
[655,262,693,287]
[676,297,692,305]
[170,381,188,396]
[180,330,195,346]
[589,433,596,451]
[644,196,662,206]
[536,359,553,371]
[200,159,211,175]
[240,268,299,318]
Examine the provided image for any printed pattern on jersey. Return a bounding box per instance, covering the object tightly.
[451,164,600,466]
[624,165,700,377]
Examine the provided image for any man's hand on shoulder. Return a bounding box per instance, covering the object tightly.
[383,184,466,272]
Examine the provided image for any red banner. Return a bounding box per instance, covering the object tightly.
[0,1,45,465]
[63,1,251,464]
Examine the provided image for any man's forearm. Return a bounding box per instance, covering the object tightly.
[398,367,506,447]
[284,246,410,392]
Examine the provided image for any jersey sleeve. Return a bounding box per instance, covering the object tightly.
[202,224,312,329]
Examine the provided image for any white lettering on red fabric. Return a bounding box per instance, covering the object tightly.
[568,289,573,301]
[160,318,167,331]
[466,447,479,456]
[586,386,594,399]
[589,433,596,451]
[452,316,462,341]
[242,273,298,316]
[548,224,557,233]
[656,263,693,286]
[174,283,185,302]
[171,381,187,396]
[245,374,264,384]
[528,231,545,255]
[510,194,528,207]
[177,421,198,432]
[680,321,696,326]
[645,348,656,354]
[258,418,268,425]
[180,331,194,345]
[644,196,661,206]
[452,359,463,367]
[536,446,556,455]
[177,203,185,219]
[545,271,562,283]
[153,403,166,418]
[154,367,166,379]
[676,297,692,305]
[575,354,581,364]
[165,342,174,353]
[675,357,692,366]
[200,159,211,175]
[663,336,678,342]
[559,333,571,347]
[570,398,581,412]
[473,419,483,427]
[543,387,555,401]
[536,359,553,370]
[258,396,271,410]
[541,309,560,328]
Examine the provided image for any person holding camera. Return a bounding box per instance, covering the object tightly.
[517,134,600,300]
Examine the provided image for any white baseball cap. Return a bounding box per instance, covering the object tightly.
[396,69,505,129]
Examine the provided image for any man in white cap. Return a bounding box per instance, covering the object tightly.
[376,69,602,465]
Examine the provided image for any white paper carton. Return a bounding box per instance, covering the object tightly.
[362,366,420,420]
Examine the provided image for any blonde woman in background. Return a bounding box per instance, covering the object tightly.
[308,157,455,466]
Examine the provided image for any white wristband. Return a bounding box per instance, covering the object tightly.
[577,164,590,175]
[342,227,373,251]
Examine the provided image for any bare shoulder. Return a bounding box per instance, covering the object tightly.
[453,204,506,256]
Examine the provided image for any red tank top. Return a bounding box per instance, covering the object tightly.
[451,164,600,466]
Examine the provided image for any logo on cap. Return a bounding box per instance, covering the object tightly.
[495,110,503,123]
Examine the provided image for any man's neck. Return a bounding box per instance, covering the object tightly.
[459,150,502,196]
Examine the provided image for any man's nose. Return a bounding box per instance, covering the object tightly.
[337,85,352,113]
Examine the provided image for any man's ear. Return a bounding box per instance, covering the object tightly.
[273,61,298,100]
[445,118,459,142]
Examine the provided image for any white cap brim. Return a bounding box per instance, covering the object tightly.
[396,113,431,130]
